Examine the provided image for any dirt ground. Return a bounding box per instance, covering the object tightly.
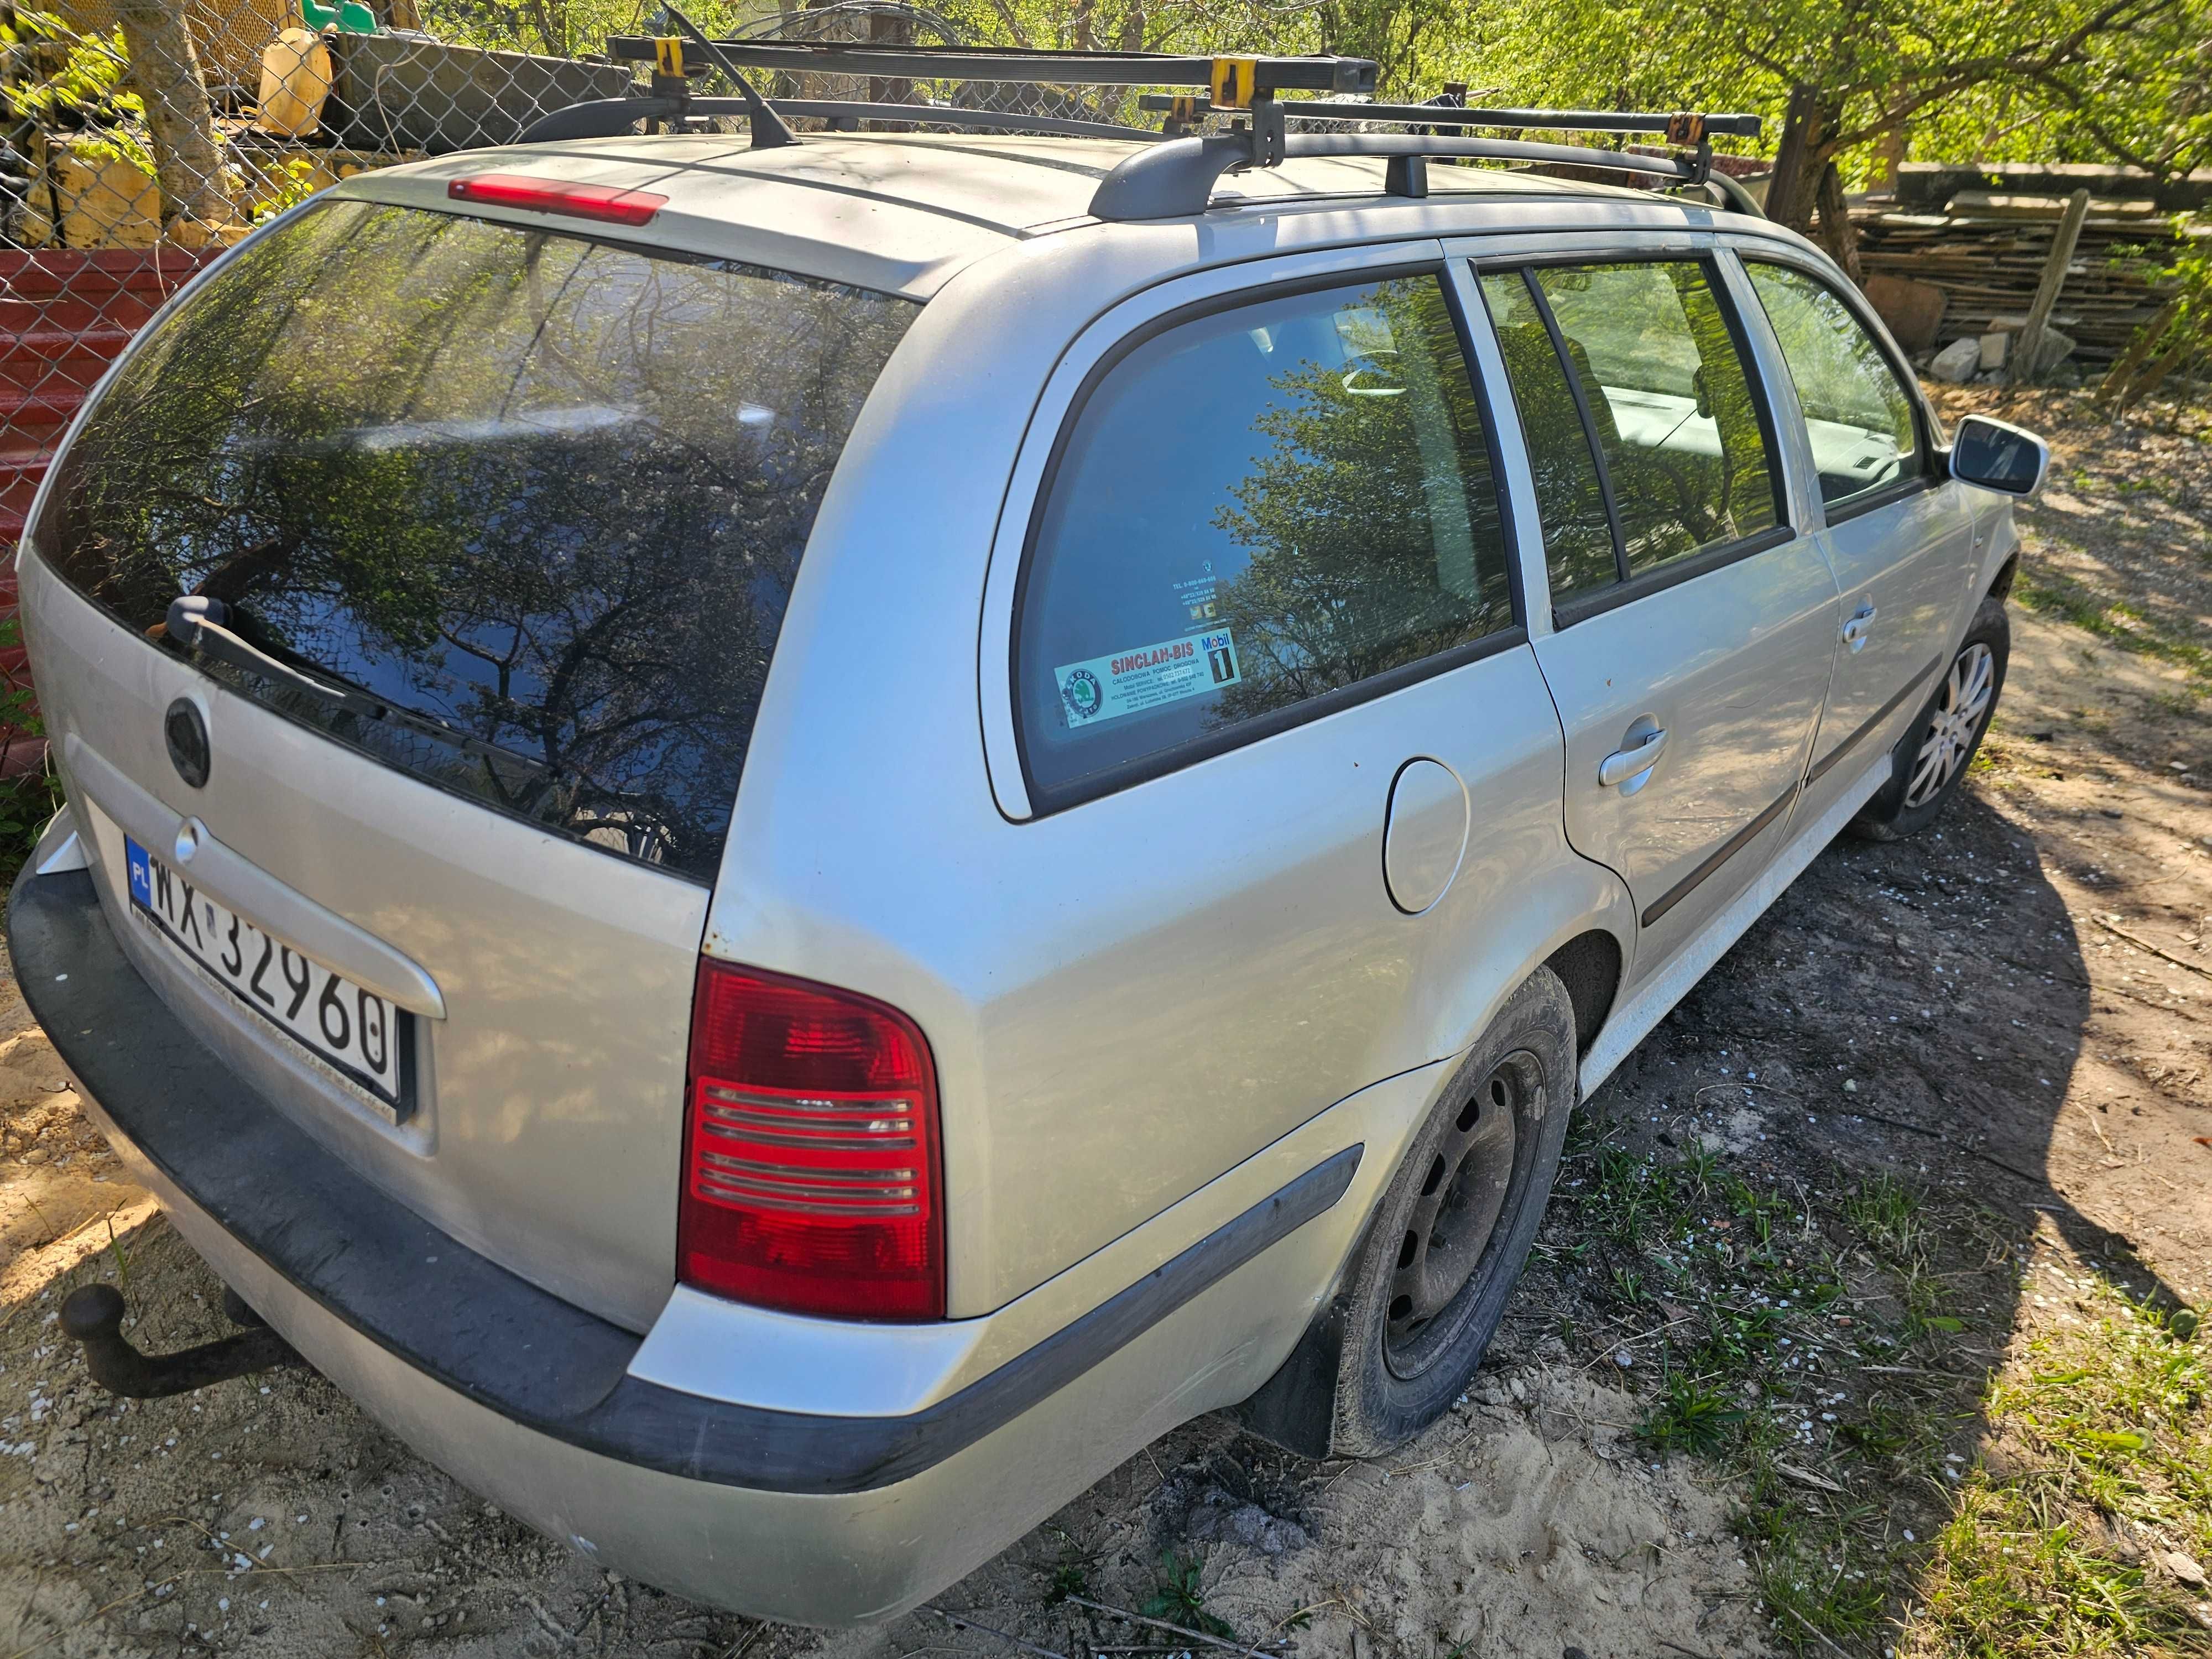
[0,383,2204,1659]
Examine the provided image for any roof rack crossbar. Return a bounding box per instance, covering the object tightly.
[517,95,1156,144]
[604,36,1377,95]
[1134,96,1761,139]
[773,99,1156,139]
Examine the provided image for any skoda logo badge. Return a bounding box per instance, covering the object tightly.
[165,698,210,789]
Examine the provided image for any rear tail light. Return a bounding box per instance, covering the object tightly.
[679,959,943,1321]
[446,173,669,226]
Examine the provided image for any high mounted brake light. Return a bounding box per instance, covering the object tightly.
[447,173,669,227]
[679,959,944,1321]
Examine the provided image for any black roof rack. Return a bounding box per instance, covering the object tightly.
[514,31,1763,222]
[602,37,1379,97]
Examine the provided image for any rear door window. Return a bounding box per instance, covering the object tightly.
[1015,271,1515,808]
[1480,259,1785,607]
[33,198,917,883]
[1743,261,1925,509]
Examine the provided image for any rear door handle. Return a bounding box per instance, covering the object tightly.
[1841,602,1877,652]
[1598,727,1668,788]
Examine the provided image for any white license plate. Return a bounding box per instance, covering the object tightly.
[125,836,409,1108]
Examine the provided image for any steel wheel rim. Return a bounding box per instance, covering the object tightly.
[1383,1048,1546,1379]
[1903,642,1995,808]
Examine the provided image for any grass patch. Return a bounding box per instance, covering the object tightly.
[2014,569,2212,686]
[1905,1282,2211,1658]
[1548,1121,2015,1655]
[1552,1123,2212,1654]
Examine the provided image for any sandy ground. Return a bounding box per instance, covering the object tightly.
[0,384,2204,1659]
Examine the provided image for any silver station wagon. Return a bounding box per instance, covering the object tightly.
[8,40,2048,1625]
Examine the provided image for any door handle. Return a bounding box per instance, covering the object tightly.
[1841,602,1877,653]
[1598,727,1668,789]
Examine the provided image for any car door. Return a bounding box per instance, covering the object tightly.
[967,248,1581,1301]
[1736,255,1980,815]
[1466,252,1839,985]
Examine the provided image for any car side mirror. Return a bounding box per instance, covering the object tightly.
[1947,414,2049,498]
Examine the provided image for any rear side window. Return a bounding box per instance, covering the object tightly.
[1016,273,1514,807]
[1482,260,1783,602]
[1744,262,1923,508]
[34,199,916,883]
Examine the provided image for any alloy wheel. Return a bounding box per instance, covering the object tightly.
[1903,642,1995,809]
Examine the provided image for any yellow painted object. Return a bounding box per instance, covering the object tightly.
[52,143,163,248]
[1209,56,1258,109]
[257,27,335,138]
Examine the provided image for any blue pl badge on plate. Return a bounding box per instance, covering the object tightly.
[125,837,154,909]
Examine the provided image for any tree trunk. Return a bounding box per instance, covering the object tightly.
[1766,84,1828,234]
[1815,160,1864,286]
[111,0,232,234]
[1872,125,1907,195]
[1117,0,1145,53]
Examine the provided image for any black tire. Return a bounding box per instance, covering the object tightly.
[1329,968,1577,1456]
[1850,596,2010,843]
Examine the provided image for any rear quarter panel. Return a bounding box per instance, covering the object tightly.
[710,225,1634,1316]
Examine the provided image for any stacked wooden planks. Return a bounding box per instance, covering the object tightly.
[1852,172,2205,368]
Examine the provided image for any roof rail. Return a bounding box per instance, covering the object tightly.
[1134,95,1762,140]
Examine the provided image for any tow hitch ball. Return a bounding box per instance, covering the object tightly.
[60,1284,300,1397]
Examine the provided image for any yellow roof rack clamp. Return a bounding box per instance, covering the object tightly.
[654,36,685,77]
[1210,57,1259,111]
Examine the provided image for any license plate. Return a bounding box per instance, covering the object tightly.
[124,836,410,1109]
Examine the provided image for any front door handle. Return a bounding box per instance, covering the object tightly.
[1598,727,1668,788]
[1841,602,1877,653]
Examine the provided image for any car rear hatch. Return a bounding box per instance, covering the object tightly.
[19,192,917,1328]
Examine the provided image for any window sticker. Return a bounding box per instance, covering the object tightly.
[1057,630,1240,727]
[1172,567,1219,624]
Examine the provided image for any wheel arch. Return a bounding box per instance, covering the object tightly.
[1544,928,1623,1057]
[1987,550,2019,604]
[1230,862,1631,1457]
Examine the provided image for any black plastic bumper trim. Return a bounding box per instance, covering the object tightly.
[1639,779,1800,930]
[1804,654,1942,787]
[8,864,1359,1494]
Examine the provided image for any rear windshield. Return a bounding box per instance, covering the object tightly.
[33,198,917,883]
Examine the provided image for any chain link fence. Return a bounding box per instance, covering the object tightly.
[0,0,1213,763]
[0,0,1757,767]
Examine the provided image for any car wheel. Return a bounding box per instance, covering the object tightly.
[1851,596,2010,843]
[1329,967,1577,1456]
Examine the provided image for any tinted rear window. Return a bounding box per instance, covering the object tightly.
[34,198,917,883]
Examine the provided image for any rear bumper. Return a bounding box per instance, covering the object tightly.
[9,860,1376,1622]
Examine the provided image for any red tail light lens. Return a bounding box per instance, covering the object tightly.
[446,173,669,226]
[679,959,943,1321]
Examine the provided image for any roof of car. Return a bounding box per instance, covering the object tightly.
[338,131,1725,299]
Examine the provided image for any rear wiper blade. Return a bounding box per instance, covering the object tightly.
[164,596,552,780]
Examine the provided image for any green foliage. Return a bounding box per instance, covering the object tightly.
[1907,1280,2212,1657]
[0,12,157,176]
[251,158,328,225]
[0,619,57,895]
[1639,1370,1747,1454]
[1141,1550,1235,1640]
